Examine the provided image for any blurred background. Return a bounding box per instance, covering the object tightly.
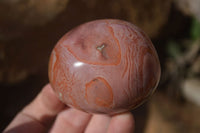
[0,0,200,132]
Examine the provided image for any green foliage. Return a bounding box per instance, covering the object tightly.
[190,18,200,40]
[167,41,182,58]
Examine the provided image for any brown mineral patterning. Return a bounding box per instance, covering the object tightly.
[48,19,161,114]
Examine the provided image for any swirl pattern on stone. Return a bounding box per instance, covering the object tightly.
[49,19,161,114]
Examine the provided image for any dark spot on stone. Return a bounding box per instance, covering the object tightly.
[81,42,87,50]
[76,38,87,50]
[93,78,98,82]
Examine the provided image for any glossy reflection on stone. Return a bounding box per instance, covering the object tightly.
[48,19,161,114]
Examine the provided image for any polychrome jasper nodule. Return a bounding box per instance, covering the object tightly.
[48,19,161,114]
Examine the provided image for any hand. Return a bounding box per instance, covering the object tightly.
[3,84,135,133]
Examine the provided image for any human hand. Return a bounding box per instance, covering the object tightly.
[3,84,135,133]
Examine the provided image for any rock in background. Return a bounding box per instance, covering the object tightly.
[0,0,69,40]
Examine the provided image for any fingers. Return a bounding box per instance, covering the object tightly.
[50,108,92,133]
[85,112,134,133]
[50,110,134,133]
[4,83,135,133]
[85,114,111,133]
[107,112,135,133]
[4,84,66,133]
[3,113,47,133]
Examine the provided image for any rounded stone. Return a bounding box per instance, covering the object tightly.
[48,19,161,114]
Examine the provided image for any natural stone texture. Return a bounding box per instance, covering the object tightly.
[49,19,161,114]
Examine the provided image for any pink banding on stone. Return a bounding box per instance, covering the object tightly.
[49,19,161,114]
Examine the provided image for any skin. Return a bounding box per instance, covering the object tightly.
[49,19,161,114]
[3,84,135,133]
